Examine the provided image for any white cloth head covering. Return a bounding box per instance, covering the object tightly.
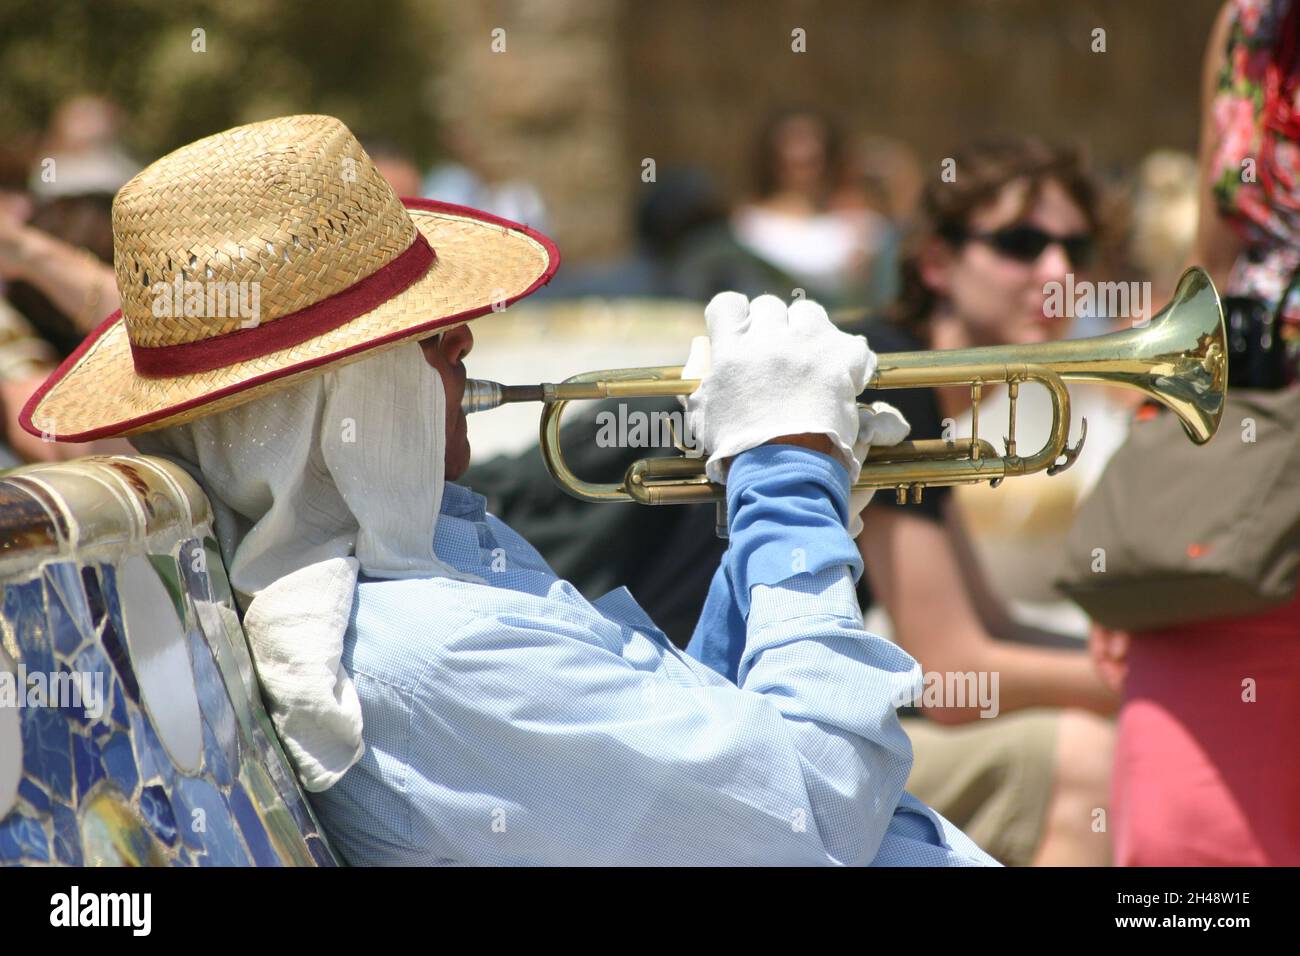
[132,340,481,791]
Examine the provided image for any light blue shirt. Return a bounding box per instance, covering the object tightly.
[308,444,997,866]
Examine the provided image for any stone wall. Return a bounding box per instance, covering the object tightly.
[432,0,1223,263]
[429,0,630,261]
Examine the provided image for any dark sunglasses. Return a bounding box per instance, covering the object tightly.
[941,223,1095,268]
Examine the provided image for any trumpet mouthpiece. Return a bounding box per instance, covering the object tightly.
[461,379,504,414]
[461,380,546,413]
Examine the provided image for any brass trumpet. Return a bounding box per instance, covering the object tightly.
[463,267,1227,510]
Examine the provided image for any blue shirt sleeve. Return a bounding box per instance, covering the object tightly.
[687,443,864,683]
[378,444,993,865]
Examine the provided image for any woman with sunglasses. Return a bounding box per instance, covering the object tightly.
[841,137,1121,866]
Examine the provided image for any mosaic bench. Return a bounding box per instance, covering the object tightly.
[0,455,339,866]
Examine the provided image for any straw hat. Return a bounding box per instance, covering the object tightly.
[20,114,560,442]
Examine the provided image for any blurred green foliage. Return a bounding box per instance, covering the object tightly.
[0,0,445,164]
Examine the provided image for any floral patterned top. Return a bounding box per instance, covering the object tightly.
[1211,0,1300,367]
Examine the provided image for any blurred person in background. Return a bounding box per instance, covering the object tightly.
[855,134,925,226]
[0,192,124,463]
[6,191,117,358]
[361,137,425,199]
[7,94,134,358]
[27,94,139,202]
[539,166,799,300]
[0,97,135,463]
[0,293,57,468]
[1071,150,1202,421]
[838,134,925,313]
[1095,0,1300,866]
[0,148,57,468]
[0,150,34,227]
[1129,151,1203,310]
[423,116,549,232]
[729,107,892,311]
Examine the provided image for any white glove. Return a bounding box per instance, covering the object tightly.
[676,334,712,458]
[683,292,876,483]
[847,400,911,536]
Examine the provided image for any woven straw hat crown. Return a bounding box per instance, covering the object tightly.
[113,114,415,347]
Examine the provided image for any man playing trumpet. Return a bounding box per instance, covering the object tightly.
[23,115,995,866]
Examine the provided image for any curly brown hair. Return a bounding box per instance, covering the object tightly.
[894,136,1103,338]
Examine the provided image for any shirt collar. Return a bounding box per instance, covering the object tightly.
[440,481,488,521]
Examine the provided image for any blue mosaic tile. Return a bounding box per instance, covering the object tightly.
[97,564,142,703]
[97,612,139,704]
[57,662,90,727]
[4,539,335,867]
[45,562,93,634]
[228,782,280,866]
[171,776,248,864]
[305,834,337,867]
[48,580,87,659]
[73,640,115,689]
[202,720,232,788]
[110,677,128,729]
[19,704,72,803]
[189,630,240,770]
[99,731,139,798]
[0,812,49,862]
[140,785,178,847]
[128,706,175,789]
[71,644,116,733]
[72,732,105,799]
[6,578,53,675]
[17,777,50,815]
[80,565,106,628]
[101,563,123,624]
[50,802,82,865]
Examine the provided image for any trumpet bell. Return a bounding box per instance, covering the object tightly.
[1030,265,1226,445]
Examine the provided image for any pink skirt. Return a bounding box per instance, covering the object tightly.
[1112,590,1300,866]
